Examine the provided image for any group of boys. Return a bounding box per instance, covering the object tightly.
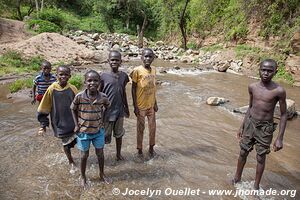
[32,48,158,188]
[32,48,287,190]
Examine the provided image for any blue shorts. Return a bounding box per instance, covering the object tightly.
[76,128,105,151]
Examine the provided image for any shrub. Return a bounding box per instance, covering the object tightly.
[0,50,44,76]
[38,8,64,27]
[27,19,61,33]
[69,74,84,90]
[9,78,33,93]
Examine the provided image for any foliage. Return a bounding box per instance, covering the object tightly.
[27,19,61,33]
[9,78,33,93]
[235,44,261,58]
[69,74,84,90]
[201,44,224,52]
[0,51,43,76]
[274,65,294,84]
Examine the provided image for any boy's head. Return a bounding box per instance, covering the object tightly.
[84,70,100,92]
[259,59,278,83]
[56,65,71,87]
[108,50,122,72]
[41,60,52,76]
[141,48,155,68]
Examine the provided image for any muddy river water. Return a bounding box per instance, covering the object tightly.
[0,61,299,200]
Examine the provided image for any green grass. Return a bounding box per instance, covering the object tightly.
[69,74,84,90]
[0,51,44,76]
[274,66,294,84]
[9,78,33,93]
[235,44,262,58]
[201,44,224,52]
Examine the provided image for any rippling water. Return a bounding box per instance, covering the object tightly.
[0,64,299,200]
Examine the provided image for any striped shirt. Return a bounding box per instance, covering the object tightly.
[71,89,110,134]
[33,73,56,95]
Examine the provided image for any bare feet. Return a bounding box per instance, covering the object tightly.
[149,147,156,158]
[69,163,77,175]
[253,184,260,190]
[116,154,125,161]
[231,177,241,185]
[37,127,46,136]
[80,176,88,190]
[137,149,144,159]
[100,175,112,184]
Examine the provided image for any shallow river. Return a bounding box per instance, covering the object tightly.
[0,62,299,200]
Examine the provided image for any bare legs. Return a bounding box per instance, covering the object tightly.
[63,145,75,165]
[80,148,108,188]
[233,149,249,183]
[116,137,124,161]
[233,149,267,189]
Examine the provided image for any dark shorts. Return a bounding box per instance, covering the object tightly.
[61,134,77,149]
[240,115,277,155]
[104,117,125,144]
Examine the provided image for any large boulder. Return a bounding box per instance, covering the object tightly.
[206,97,229,106]
[233,99,296,119]
[291,29,300,54]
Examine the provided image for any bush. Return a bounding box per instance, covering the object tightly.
[9,78,33,93]
[274,65,294,84]
[38,8,64,27]
[27,19,61,33]
[69,74,84,90]
[0,50,44,76]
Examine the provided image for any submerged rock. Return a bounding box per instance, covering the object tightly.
[233,99,296,119]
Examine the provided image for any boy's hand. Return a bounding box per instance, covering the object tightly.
[273,138,283,152]
[236,129,242,141]
[31,99,36,105]
[74,125,80,133]
[124,108,130,118]
[134,107,139,117]
[154,104,158,112]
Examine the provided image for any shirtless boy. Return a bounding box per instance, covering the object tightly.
[233,59,287,189]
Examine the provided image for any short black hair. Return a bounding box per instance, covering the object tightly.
[57,65,71,73]
[142,48,154,55]
[109,50,121,58]
[260,59,278,69]
[41,60,51,68]
[84,70,100,80]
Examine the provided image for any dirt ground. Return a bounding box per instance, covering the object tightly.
[0,18,31,44]
[0,18,95,64]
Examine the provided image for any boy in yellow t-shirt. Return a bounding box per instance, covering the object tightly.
[130,48,158,158]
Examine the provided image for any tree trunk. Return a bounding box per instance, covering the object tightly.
[179,0,189,50]
[35,0,39,17]
[41,0,44,12]
[138,10,147,48]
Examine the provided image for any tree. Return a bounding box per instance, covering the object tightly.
[179,0,189,49]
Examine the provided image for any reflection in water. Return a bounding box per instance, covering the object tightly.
[0,69,299,200]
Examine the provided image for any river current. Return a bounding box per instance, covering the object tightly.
[0,61,299,200]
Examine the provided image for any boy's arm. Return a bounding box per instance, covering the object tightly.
[123,75,130,117]
[71,109,79,133]
[273,88,287,152]
[131,82,139,116]
[154,99,158,112]
[70,96,80,133]
[237,85,253,140]
[31,84,37,105]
